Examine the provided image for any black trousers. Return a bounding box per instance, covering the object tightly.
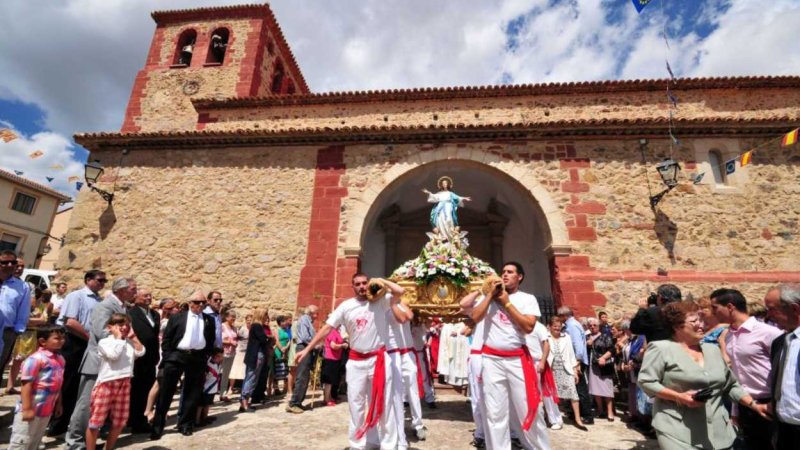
[153,352,206,434]
[128,361,156,429]
[739,398,772,449]
[774,421,800,450]
[576,362,593,419]
[48,334,87,436]
[0,328,18,387]
[251,353,271,403]
[289,344,315,407]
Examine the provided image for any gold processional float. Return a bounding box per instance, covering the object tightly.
[385,176,497,322]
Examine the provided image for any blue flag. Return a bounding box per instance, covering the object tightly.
[667,90,679,109]
[666,61,676,81]
[46,177,54,183]
[693,173,705,185]
[725,160,736,175]
[631,0,652,13]
[76,181,84,191]
[14,170,23,176]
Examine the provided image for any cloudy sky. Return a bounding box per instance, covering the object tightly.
[1,0,799,200]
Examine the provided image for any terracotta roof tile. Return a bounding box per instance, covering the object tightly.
[74,116,799,149]
[192,75,800,110]
[151,3,308,93]
[0,169,72,202]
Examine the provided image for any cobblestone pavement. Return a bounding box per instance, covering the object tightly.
[1,388,658,449]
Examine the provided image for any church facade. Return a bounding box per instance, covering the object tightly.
[60,3,800,321]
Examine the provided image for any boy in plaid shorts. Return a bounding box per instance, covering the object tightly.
[87,314,145,450]
[8,324,66,450]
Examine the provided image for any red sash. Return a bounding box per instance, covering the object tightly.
[482,345,541,431]
[419,349,435,389]
[541,362,559,403]
[349,347,387,439]
[470,349,482,355]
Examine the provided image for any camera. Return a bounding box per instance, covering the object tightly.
[647,292,659,306]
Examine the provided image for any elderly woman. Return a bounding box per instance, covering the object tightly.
[240,308,270,412]
[547,316,586,430]
[638,301,770,449]
[219,309,238,402]
[587,317,616,421]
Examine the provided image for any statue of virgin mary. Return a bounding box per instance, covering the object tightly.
[422,176,471,243]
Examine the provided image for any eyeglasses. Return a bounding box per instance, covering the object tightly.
[191,300,207,305]
[95,279,108,283]
[0,260,16,266]
[212,299,222,303]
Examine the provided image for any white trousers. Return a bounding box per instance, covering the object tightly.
[417,350,436,404]
[8,414,49,450]
[400,352,424,431]
[543,396,562,426]
[346,354,397,450]
[482,355,551,450]
[469,354,487,440]
[388,352,409,449]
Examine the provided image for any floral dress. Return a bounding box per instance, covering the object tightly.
[550,337,579,401]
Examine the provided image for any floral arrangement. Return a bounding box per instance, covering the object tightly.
[391,241,495,288]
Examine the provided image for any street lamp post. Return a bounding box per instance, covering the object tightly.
[649,158,681,210]
[84,160,114,204]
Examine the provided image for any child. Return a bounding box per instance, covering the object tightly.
[86,314,144,450]
[197,348,224,427]
[8,324,66,450]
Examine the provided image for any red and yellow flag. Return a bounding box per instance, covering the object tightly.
[740,151,753,167]
[783,128,799,147]
[68,176,80,182]
[29,150,44,159]
[1,129,18,143]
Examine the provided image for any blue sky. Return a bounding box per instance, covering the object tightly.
[1,0,799,200]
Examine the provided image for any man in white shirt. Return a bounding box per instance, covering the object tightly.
[51,282,68,318]
[460,290,489,449]
[384,289,426,445]
[296,274,408,450]
[472,262,551,450]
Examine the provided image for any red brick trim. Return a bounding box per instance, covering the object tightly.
[121,71,150,133]
[295,146,347,318]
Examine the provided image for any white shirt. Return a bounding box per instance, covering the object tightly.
[482,290,541,351]
[526,321,550,360]
[777,326,800,425]
[471,296,488,351]
[96,336,145,383]
[326,296,392,354]
[384,300,411,351]
[411,324,427,351]
[177,311,206,350]
[51,294,66,310]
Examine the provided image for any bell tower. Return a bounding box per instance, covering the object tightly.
[121,3,308,133]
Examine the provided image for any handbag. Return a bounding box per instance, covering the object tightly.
[636,385,653,416]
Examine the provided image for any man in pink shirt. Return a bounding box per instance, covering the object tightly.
[711,288,783,449]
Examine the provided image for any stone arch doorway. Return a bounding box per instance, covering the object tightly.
[347,154,571,314]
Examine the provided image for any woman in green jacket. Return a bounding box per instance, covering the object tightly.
[638,301,770,449]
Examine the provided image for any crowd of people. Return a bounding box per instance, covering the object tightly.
[2,246,800,449]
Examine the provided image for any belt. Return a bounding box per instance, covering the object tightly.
[177,349,205,355]
[482,345,541,431]
[387,347,412,355]
[349,347,387,439]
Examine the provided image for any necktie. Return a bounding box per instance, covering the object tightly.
[192,314,202,349]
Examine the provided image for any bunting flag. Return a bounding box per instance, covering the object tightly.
[725,160,736,175]
[667,90,679,109]
[631,0,652,14]
[29,150,44,159]
[49,164,64,170]
[46,177,54,183]
[783,128,799,147]
[68,176,80,182]
[740,151,753,167]
[14,170,23,176]
[666,61,676,82]
[692,172,705,185]
[1,129,18,143]
[75,182,84,191]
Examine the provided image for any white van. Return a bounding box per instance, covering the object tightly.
[21,269,58,291]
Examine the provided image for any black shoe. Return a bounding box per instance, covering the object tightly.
[131,424,152,434]
[426,401,437,409]
[511,437,523,449]
[206,416,217,423]
[179,427,193,436]
[576,424,589,432]
[149,430,162,441]
[470,437,486,449]
[238,406,246,413]
[581,416,595,425]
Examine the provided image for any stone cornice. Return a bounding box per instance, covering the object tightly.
[74,117,799,150]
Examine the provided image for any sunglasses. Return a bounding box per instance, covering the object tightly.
[95,279,108,283]
[191,300,207,305]
[0,260,16,266]
[211,299,222,303]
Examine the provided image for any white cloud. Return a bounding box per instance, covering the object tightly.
[0,122,82,202]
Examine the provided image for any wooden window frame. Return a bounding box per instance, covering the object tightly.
[8,188,41,216]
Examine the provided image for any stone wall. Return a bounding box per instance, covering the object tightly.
[198,87,800,133]
[57,146,318,319]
